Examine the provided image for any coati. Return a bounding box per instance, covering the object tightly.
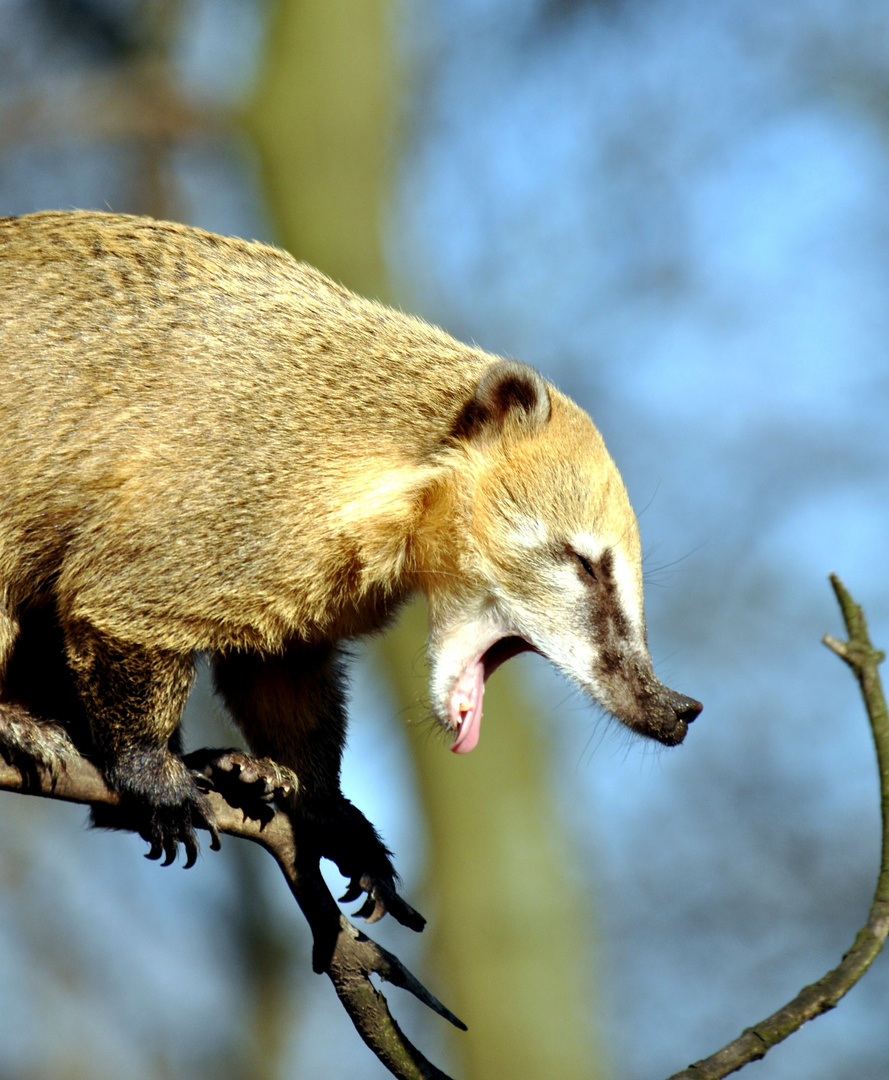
[0,210,701,925]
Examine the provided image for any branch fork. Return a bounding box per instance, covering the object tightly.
[0,729,464,1080]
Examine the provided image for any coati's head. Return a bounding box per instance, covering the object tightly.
[421,360,702,754]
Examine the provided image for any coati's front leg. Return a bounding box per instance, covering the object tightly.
[212,645,424,931]
[66,626,219,867]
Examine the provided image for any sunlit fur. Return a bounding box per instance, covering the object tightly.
[415,390,654,731]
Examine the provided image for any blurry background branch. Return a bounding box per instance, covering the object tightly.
[0,63,225,145]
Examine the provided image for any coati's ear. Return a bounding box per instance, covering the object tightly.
[451,360,552,442]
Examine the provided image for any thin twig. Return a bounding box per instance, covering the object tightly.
[665,574,889,1080]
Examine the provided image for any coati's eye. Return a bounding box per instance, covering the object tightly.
[573,551,598,583]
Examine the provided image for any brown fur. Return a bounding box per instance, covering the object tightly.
[0,211,700,910]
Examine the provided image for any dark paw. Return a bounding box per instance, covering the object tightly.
[303,796,426,932]
[138,790,220,869]
[95,749,221,869]
[91,783,219,868]
[184,748,297,821]
[0,703,76,788]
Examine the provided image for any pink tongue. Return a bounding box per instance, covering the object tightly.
[449,658,485,754]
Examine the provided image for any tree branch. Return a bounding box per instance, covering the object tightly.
[664,574,889,1080]
[0,730,464,1080]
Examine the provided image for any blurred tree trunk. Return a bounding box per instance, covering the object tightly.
[379,605,606,1080]
[244,3,606,1077]
[243,0,392,290]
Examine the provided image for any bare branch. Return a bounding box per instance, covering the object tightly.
[0,725,464,1080]
[664,574,889,1080]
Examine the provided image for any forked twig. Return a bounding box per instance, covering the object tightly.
[0,730,464,1080]
[665,574,889,1080]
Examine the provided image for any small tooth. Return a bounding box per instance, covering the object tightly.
[458,698,471,716]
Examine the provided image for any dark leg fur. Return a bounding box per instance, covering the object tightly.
[65,625,218,868]
[3,603,89,738]
[213,645,425,930]
[0,603,84,783]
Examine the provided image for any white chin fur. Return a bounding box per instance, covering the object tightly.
[429,611,515,746]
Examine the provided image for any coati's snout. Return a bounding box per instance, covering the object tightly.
[611,675,703,747]
[589,635,702,746]
[658,687,703,745]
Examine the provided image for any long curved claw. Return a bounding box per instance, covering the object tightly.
[206,819,222,852]
[354,885,382,920]
[356,890,383,923]
[340,872,426,931]
[145,830,165,862]
[181,832,199,869]
[339,877,365,904]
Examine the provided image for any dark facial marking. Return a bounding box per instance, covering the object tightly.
[574,547,703,745]
[575,547,632,645]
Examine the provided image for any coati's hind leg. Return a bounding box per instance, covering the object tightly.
[212,644,425,931]
[65,625,218,868]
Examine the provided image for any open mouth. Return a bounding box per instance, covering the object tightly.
[449,635,537,754]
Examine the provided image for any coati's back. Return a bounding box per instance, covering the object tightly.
[0,211,486,648]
